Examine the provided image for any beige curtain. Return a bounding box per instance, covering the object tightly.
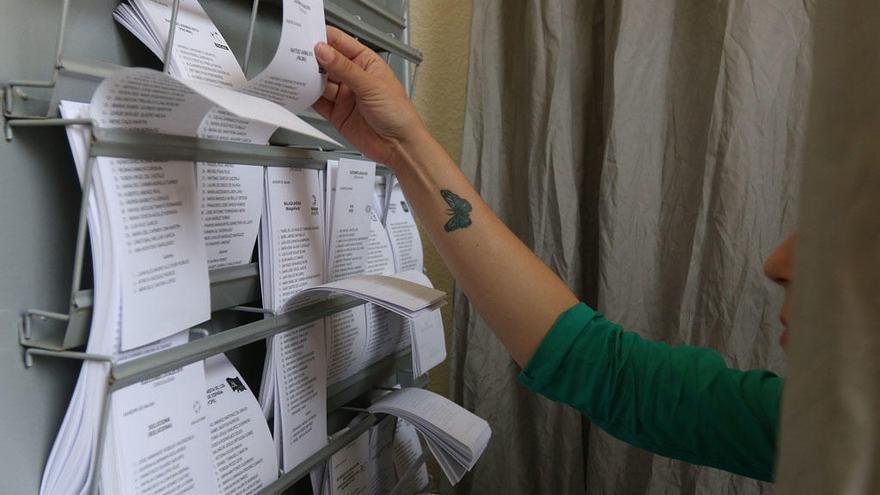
[451,1,812,493]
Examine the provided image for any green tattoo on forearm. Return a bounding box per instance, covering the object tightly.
[440,189,472,232]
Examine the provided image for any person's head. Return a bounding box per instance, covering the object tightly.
[763,232,797,347]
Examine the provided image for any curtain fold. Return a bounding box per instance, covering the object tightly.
[452,1,812,493]
[450,1,604,494]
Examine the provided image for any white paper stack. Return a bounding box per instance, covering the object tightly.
[322,424,371,495]
[42,56,337,495]
[292,271,445,317]
[265,321,329,472]
[257,165,330,470]
[114,0,246,88]
[47,101,213,494]
[368,388,491,486]
[44,88,220,493]
[259,166,326,314]
[384,180,424,273]
[324,158,418,386]
[389,417,431,495]
[114,0,328,113]
[313,414,429,495]
[204,354,279,495]
[116,0,335,270]
[385,272,446,378]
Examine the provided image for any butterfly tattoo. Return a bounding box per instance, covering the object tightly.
[441,189,473,232]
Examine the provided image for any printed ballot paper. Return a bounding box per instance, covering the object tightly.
[204,354,278,495]
[90,66,336,349]
[324,158,386,386]
[321,160,446,383]
[313,415,429,495]
[41,1,475,494]
[44,100,278,495]
[292,272,445,317]
[43,0,337,489]
[269,320,329,472]
[257,165,332,473]
[115,0,327,113]
[385,181,424,273]
[369,388,491,486]
[115,0,333,269]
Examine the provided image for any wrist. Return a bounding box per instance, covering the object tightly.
[387,124,436,173]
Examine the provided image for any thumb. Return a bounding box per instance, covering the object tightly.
[315,41,373,95]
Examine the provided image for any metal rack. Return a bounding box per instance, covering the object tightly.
[7,0,419,353]
[1,0,433,493]
[2,0,423,137]
[17,128,397,355]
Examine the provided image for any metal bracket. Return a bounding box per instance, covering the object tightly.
[23,348,114,369]
[228,305,273,315]
[18,289,94,352]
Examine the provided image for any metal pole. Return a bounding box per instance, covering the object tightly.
[69,154,96,298]
[408,63,419,100]
[53,0,72,68]
[89,385,113,495]
[24,348,114,368]
[243,0,261,76]
[6,117,93,127]
[163,0,182,74]
[48,0,72,115]
[381,177,393,225]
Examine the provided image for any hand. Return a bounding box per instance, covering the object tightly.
[313,26,426,168]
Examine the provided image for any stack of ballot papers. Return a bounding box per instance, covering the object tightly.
[369,388,492,486]
[291,271,446,317]
[45,61,333,493]
[114,0,328,112]
[259,165,326,314]
[384,180,424,273]
[257,157,448,477]
[319,160,447,380]
[256,161,331,473]
[42,0,460,492]
[41,0,342,491]
[312,414,429,495]
[290,270,447,380]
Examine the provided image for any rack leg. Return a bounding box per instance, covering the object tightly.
[163,0,182,74]
[48,0,72,115]
[89,388,113,495]
[243,0,261,76]
[408,63,420,100]
[24,348,114,368]
[69,155,96,299]
[382,176,394,225]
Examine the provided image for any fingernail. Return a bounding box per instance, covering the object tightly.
[315,42,334,64]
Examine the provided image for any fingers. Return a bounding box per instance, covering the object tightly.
[312,97,334,121]
[315,41,374,95]
[325,26,371,60]
[322,80,340,102]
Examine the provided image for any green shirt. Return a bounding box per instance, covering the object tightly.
[517,302,782,482]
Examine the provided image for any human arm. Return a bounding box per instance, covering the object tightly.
[313,27,577,365]
[521,303,782,481]
[311,28,782,480]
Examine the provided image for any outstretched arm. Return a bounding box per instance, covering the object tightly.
[313,27,577,365]
[312,30,783,482]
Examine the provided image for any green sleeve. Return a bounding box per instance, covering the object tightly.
[518,303,782,482]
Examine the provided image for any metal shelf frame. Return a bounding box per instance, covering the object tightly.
[3,1,432,493]
[264,415,429,495]
[2,0,422,136]
[17,126,396,354]
[59,333,426,495]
